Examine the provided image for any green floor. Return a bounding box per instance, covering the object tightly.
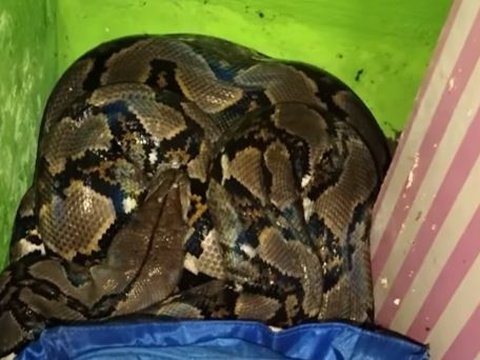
[0,0,452,267]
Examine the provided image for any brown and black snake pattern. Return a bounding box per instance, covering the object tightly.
[0,34,391,357]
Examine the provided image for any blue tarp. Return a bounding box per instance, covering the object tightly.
[18,320,429,359]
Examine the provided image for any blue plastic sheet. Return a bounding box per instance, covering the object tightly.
[18,320,429,360]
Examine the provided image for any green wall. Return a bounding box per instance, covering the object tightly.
[0,0,452,268]
[0,0,57,267]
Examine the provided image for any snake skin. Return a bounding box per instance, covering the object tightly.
[0,34,391,357]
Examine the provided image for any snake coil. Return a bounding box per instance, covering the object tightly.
[0,34,390,358]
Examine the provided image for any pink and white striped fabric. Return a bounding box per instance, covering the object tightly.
[370,0,480,359]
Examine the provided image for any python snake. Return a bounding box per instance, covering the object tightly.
[0,34,391,357]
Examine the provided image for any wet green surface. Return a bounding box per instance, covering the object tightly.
[0,0,56,267]
[0,0,452,267]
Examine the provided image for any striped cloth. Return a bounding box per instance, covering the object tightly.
[370,0,480,359]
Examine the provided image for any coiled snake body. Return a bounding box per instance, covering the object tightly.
[0,34,390,357]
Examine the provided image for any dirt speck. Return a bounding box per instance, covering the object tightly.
[354,68,364,82]
[415,211,422,221]
[257,10,265,18]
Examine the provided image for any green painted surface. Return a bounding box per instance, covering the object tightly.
[55,0,452,136]
[0,0,56,267]
[0,0,451,268]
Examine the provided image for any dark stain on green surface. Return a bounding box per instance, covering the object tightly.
[355,68,364,82]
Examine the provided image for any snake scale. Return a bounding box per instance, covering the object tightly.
[0,34,391,357]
